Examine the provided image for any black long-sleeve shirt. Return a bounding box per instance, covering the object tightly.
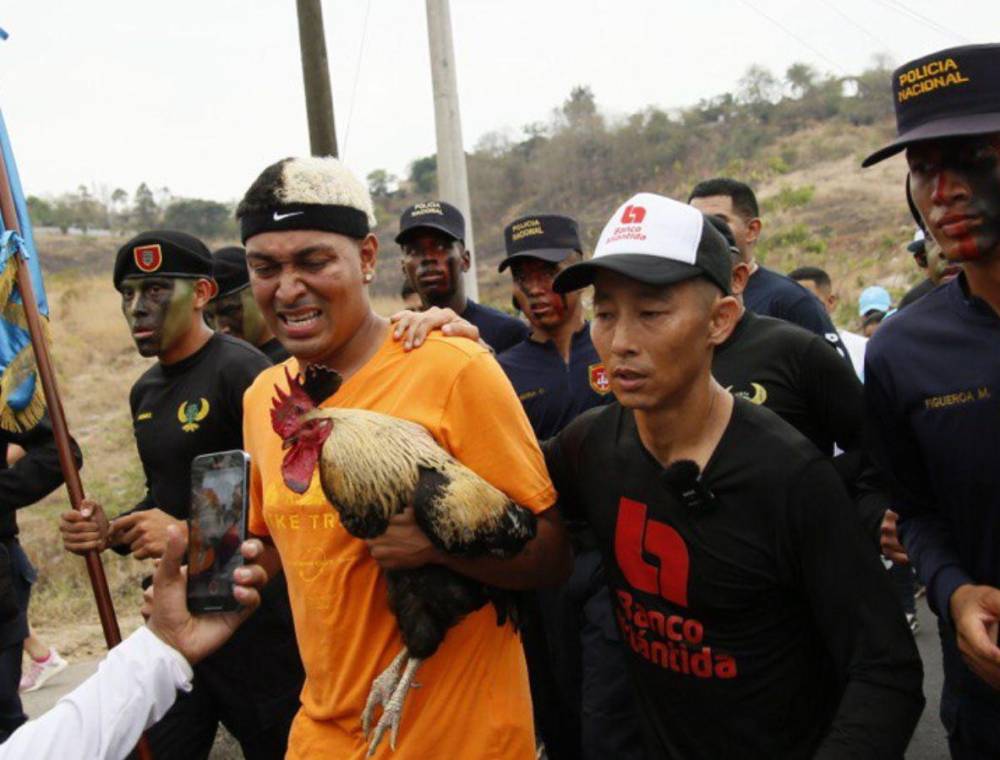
[0,414,81,540]
[866,274,1000,727]
[713,310,886,543]
[544,399,923,759]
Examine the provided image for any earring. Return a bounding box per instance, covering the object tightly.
[363,272,373,283]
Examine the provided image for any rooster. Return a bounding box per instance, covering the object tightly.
[270,366,538,755]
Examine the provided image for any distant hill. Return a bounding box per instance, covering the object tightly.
[35,59,920,331]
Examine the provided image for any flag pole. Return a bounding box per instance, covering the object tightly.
[0,143,154,760]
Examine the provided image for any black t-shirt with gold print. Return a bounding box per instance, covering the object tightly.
[128,333,270,519]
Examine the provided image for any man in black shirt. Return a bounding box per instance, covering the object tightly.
[59,231,302,760]
[544,192,922,758]
[0,417,79,742]
[862,43,1000,758]
[688,178,849,359]
[207,246,290,363]
[496,215,638,760]
[397,200,529,352]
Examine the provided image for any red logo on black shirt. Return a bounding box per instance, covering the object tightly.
[613,497,738,680]
[621,205,646,224]
[615,497,689,606]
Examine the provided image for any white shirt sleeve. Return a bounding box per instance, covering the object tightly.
[0,626,193,760]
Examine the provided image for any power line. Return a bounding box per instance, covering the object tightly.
[341,0,374,159]
[873,0,969,45]
[816,0,893,52]
[734,0,846,74]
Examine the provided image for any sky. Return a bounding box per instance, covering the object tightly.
[0,0,990,204]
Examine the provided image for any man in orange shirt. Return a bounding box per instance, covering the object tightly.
[235,156,572,759]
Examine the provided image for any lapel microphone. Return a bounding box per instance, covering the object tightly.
[662,460,717,511]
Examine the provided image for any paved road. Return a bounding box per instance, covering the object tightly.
[20,597,950,757]
[907,595,948,759]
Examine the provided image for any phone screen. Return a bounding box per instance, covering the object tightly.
[187,450,250,613]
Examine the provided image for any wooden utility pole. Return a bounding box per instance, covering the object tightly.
[426,0,478,300]
[296,0,338,157]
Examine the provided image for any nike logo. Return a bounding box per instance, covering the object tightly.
[273,211,304,221]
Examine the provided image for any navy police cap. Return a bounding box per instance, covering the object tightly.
[395,201,465,245]
[863,43,1000,167]
[498,214,582,272]
[114,230,215,291]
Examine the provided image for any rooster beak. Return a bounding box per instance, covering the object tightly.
[282,435,298,451]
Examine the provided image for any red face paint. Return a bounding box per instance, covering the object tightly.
[511,259,570,328]
[908,134,1000,264]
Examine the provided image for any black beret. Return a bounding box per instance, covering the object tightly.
[114,230,215,291]
[212,246,250,298]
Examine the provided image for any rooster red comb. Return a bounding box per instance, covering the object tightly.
[270,366,344,439]
[270,367,316,439]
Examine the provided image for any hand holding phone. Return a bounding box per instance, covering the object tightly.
[187,450,250,614]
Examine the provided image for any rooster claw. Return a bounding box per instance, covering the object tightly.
[363,655,422,756]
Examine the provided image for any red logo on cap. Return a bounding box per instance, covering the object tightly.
[133,244,162,273]
[621,205,646,224]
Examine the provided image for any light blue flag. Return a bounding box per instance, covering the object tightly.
[0,108,48,432]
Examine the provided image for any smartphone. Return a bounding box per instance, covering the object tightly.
[187,450,250,614]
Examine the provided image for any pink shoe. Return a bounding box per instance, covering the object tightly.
[19,649,68,693]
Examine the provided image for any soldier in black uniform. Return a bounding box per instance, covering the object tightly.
[59,231,303,760]
[207,246,290,363]
[0,417,79,743]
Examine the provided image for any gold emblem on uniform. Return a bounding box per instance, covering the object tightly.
[177,398,210,432]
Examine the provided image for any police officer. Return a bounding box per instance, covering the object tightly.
[688,178,850,360]
[207,246,290,362]
[863,42,1000,759]
[59,231,303,760]
[397,201,529,353]
[495,215,641,760]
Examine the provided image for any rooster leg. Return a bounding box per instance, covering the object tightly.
[366,656,423,756]
[361,648,408,739]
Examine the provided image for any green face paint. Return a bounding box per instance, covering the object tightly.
[202,287,266,346]
[239,286,267,346]
[120,277,196,358]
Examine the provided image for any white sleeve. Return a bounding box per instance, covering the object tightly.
[0,626,193,760]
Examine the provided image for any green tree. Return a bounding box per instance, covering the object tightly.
[366,169,397,199]
[786,62,817,98]
[408,155,437,195]
[26,196,54,227]
[132,182,159,230]
[162,198,235,239]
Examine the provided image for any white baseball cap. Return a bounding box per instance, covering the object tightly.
[553,193,732,295]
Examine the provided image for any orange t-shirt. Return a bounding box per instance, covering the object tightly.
[243,331,556,760]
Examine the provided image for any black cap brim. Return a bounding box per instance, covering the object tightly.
[862,112,1000,167]
[394,223,463,245]
[498,248,576,272]
[553,254,706,294]
[906,240,926,255]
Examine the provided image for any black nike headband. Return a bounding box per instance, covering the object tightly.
[239,202,371,244]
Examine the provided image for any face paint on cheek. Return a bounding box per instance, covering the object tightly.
[239,287,267,346]
[159,281,196,352]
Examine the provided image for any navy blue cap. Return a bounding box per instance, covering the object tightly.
[395,201,465,244]
[499,214,582,272]
[863,43,1000,167]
